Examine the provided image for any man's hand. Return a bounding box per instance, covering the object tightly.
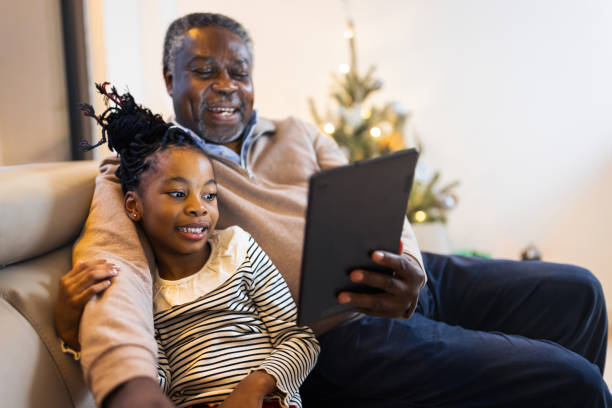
[219,370,276,408]
[102,377,175,408]
[337,244,426,319]
[55,260,118,350]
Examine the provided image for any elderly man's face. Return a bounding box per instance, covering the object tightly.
[165,26,254,144]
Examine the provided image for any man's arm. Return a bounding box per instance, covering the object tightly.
[102,377,174,408]
[310,123,350,171]
[72,157,163,406]
[99,334,174,408]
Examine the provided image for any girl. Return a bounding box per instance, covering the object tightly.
[72,83,319,408]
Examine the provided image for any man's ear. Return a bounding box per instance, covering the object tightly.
[124,191,143,222]
[163,67,173,97]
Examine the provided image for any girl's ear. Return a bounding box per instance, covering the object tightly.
[124,191,143,222]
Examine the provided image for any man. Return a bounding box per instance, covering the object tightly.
[57,13,610,408]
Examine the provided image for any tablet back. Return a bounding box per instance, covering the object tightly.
[297,148,419,326]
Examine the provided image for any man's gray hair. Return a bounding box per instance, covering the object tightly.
[163,13,253,74]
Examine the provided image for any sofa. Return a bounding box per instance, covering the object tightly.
[0,160,100,408]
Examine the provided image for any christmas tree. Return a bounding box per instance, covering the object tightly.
[310,20,459,224]
[309,21,407,162]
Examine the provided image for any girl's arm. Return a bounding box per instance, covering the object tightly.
[155,329,171,394]
[244,237,320,406]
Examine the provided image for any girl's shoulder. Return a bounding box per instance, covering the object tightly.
[212,225,263,269]
[213,225,253,254]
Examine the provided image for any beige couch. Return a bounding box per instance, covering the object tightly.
[0,161,100,408]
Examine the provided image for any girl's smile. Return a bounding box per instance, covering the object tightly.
[176,222,211,240]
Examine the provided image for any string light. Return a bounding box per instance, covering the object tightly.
[323,123,336,134]
[414,210,427,223]
[339,63,351,74]
[380,121,393,134]
[370,127,381,138]
[344,28,354,39]
[361,107,372,119]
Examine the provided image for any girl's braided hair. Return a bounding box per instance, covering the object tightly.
[80,82,208,193]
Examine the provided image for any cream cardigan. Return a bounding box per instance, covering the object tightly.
[73,116,424,404]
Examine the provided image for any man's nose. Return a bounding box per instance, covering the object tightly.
[211,70,238,94]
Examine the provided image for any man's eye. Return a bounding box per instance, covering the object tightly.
[232,71,249,79]
[168,191,185,198]
[192,68,214,77]
[203,192,217,201]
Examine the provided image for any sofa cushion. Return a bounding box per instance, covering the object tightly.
[0,244,95,408]
[0,297,74,408]
[0,161,99,267]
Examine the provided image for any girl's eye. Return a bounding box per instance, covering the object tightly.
[168,191,185,198]
[203,192,217,201]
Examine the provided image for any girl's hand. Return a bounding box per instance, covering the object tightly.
[55,260,119,350]
[219,370,276,408]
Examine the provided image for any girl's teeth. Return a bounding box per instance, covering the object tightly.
[178,227,204,233]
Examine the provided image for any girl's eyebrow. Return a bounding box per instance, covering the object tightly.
[163,177,189,184]
[162,177,217,185]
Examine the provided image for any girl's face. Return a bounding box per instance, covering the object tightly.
[125,147,219,268]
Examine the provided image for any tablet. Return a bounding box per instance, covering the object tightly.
[297,148,419,326]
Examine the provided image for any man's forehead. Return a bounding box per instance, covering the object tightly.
[180,26,251,62]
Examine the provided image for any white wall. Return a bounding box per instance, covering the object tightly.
[89,0,612,301]
[0,0,70,165]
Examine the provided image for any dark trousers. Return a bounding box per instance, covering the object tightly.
[301,252,610,407]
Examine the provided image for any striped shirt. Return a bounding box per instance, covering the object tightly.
[153,226,319,408]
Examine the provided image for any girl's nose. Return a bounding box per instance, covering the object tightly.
[186,198,207,216]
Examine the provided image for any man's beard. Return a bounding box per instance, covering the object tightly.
[196,101,246,145]
[196,120,245,144]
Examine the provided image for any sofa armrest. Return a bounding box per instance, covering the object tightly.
[0,297,74,407]
[0,160,100,407]
[0,244,96,407]
[0,161,99,267]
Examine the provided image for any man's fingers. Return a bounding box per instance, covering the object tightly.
[404,299,418,320]
[349,270,404,295]
[372,250,421,282]
[372,250,405,272]
[337,291,396,314]
[341,250,425,318]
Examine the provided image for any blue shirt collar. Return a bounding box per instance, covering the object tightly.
[172,110,258,167]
